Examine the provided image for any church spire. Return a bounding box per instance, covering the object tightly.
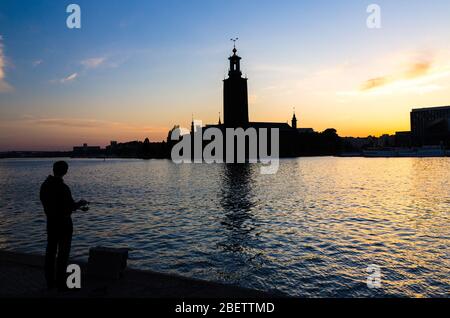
[291,108,297,129]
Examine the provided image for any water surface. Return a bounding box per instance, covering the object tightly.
[0,157,449,297]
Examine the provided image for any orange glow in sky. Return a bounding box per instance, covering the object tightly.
[1,1,450,150]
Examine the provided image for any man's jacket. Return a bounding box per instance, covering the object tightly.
[40,175,75,219]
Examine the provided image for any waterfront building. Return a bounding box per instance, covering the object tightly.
[73,143,102,156]
[175,44,341,158]
[411,106,450,146]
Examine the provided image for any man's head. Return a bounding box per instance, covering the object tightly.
[53,161,69,177]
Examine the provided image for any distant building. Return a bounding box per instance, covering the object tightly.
[291,112,314,134]
[395,131,412,148]
[220,45,291,132]
[291,112,297,129]
[171,44,342,158]
[73,143,102,156]
[297,128,314,134]
[342,136,377,151]
[223,46,249,127]
[105,139,168,159]
[105,140,141,157]
[200,45,299,157]
[411,106,450,146]
[377,134,396,148]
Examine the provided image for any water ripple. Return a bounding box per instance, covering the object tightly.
[0,157,449,297]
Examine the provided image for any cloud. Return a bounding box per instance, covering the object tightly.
[50,57,106,84]
[81,57,106,69]
[405,62,430,78]
[335,51,450,97]
[23,117,167,133]
[32,59,43,67]
[361,77,390,91]
[51,56,110,84]
[59,72,78,83]
[31,118,103,128]
[0,35,13,93]
[361,61,432,91]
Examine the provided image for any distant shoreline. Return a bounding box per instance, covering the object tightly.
[0,152,168,160]
[1,149,450,160]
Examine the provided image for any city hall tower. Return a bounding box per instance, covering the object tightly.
[223,44,249,128]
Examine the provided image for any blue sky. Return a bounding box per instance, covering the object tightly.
[1,0,450,150]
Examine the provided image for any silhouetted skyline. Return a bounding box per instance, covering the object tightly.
[2,0,450,151]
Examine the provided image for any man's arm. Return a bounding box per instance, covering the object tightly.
[63,185,88,215]
[74,199,89,210]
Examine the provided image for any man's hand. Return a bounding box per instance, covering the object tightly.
[78,200,88,207]
[76,200,89,210]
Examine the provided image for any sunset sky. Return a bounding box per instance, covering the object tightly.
[1,0,450,150]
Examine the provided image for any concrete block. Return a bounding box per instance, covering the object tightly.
[88,246,128,280]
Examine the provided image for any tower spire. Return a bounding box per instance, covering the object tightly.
[230,37,239,51]
[228,38,242,77]
[223,38,249,128]
[291,107,297,129]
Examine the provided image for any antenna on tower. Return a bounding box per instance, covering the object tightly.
[230,37,239,49]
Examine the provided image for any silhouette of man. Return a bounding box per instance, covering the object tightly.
[40,161,88,290]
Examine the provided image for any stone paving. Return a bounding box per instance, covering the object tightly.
[0,250,274,298]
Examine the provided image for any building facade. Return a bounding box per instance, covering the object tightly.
[411,106,450,146]
[178,45,341,158]
[223,46,249,128]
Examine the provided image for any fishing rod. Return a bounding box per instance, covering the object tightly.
[79,201,129,209]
